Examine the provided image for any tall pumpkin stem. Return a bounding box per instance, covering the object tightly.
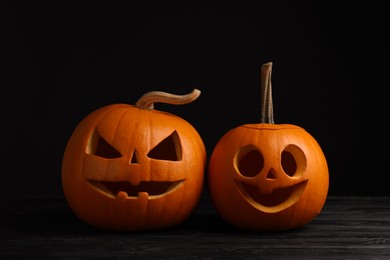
[135,89,201,110]
[260,62,274,124]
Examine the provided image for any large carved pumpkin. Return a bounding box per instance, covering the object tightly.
[208,63,329,231]
[62,89,206,231]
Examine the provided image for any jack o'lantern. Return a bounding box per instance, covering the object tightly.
[208,62,329,231]
[62,89,206,231]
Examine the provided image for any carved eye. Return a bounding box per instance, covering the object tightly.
[86,129,122,158]
[235,145,264,177]
[281,145,306,177]
[147,131,182,161]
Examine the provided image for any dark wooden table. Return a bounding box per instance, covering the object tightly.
[1,193,390,259]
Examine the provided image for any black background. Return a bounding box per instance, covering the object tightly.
[1,1,389,198]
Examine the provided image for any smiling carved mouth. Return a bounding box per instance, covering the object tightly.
[235,180,308,213]
[88,180,184,199]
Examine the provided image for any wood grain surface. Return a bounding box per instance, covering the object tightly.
[1,194,390,259]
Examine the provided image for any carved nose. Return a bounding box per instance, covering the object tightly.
[259,168,277,195]
[266,168,277,179]
[129,149,140,164]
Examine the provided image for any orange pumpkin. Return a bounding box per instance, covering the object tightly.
[62,89,206,231]
[208,62,329,231]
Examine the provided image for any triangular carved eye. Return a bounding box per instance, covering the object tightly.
[86,129,122,159]
[147,131,182,161]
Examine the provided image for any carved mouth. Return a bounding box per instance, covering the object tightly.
[235,180,308,213]
[88,180,184,199]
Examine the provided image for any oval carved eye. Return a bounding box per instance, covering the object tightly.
[281,145,307,177]
[235,145,264,177]
[86,129,122,159]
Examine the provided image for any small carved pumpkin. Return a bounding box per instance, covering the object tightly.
[208,63,329,231]
[62,89,206,231]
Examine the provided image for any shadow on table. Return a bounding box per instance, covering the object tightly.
[1,196,308,236]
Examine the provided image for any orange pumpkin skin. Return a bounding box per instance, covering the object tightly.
[208,123,329,231]
[62,103,206,231]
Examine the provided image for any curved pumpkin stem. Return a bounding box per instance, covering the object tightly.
[135,89,201,110]
[260,62,274,124]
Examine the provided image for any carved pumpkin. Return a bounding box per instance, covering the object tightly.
[62,89,206,231]
[208,63,329,231]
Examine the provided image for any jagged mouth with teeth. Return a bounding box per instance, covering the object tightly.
[235,180,308,213]
[88,180,185,199]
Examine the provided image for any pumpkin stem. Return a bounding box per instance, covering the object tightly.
[260,62,274,124]
[135,89,201,110]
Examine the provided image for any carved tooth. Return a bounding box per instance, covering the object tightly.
[117,191,128,199]
[138,192,149,200]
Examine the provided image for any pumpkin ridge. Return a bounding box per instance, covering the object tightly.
[242,124,303,131]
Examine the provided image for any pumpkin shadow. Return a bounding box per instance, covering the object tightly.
[1,196,222,233]
[1,196,308,236]
[172,191,312,235]
[1,196,236,235]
